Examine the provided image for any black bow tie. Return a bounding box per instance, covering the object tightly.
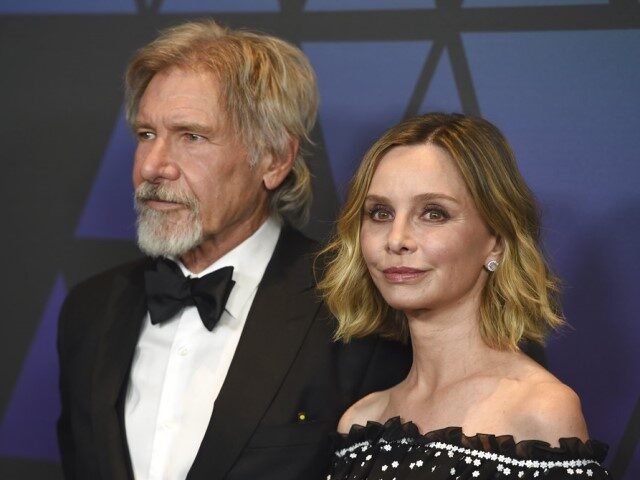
[144,258,235,331]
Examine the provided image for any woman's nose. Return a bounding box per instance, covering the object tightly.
[386,217,417,254]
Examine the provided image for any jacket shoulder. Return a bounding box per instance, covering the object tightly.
[64,258,149,305]
[279,226,320,256]
[59,258,149,340]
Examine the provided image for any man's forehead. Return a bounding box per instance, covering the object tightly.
[140,67,222,104]
[136,70,226,118]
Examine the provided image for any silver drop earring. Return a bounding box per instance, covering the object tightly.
[485,260,499,272]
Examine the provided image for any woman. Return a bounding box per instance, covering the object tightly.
[319,113,609,479]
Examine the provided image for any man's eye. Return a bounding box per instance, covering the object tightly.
[186,133,205,142]
[137,131,155,141]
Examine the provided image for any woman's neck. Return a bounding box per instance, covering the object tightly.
[402,299,504,396]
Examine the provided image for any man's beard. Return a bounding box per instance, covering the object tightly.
[134,182,203,258]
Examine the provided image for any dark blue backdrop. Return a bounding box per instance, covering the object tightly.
[0,1,638,478]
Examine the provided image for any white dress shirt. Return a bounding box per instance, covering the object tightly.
[124,217,282,480]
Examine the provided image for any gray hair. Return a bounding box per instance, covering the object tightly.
[125,19,319,227]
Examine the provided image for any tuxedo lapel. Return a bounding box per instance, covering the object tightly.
[188,228,321,479]
[91,262,148,480]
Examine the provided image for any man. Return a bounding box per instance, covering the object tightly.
[57,20,409,480]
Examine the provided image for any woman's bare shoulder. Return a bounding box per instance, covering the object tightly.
[509,361,589,445]
[337,389,392,434]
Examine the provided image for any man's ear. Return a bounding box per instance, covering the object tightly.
[262,137,299,191]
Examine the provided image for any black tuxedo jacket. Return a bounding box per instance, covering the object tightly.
[57,227,411,480]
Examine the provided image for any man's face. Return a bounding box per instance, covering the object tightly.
[132,66,270,258]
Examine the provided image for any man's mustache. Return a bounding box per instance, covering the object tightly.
[134,182,199,210]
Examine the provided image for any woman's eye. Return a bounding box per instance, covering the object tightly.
[423,208,448,221]
[368,207,393,221]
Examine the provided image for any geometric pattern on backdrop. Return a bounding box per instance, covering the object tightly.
[463,31,640,477]
[0,0,279,14]
[160,0,278,13]
[0,0,136,14]
[462,0,608,8]
[2,1,639,479]
[418,49,463,117]
[0,275,65,461]
[75,109,137,240]
[305,0,436,10]
[464,0,605,6]
[302,41,433,199]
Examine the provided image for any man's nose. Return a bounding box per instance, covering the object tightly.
[137,139,180,182]
[386,217,417,254]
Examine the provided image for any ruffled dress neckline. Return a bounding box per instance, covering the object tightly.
[327,417,610,480]
[336,416,608,462]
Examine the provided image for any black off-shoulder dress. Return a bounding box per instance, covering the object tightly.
[327,417,610,480]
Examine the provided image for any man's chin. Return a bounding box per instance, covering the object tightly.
[135,219,203,258]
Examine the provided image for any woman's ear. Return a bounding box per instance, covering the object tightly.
[486,234,504,263]
[262,137,299,191]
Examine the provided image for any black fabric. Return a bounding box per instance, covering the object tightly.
[144,258,235,330]
[57,227,413,480]
[327,417,610,480]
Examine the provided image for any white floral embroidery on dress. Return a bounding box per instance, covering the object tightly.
[335,436,605,477]
[423,441,602,470]
[335,441,370,458]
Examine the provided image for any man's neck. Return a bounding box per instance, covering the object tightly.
[180,213,270,274]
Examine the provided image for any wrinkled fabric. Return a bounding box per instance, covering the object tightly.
[327,417,610,480]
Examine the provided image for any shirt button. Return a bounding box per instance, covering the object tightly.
[178,346,189,356]
[162,420,175,430]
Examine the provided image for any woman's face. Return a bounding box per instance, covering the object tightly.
[360,143,500,315]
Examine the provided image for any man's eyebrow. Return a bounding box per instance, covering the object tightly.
[131,120,215,134]
[131,120,153,131]
[169,121,214,134]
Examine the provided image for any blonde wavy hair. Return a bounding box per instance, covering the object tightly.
[125,19,319,227]
[318,113,564,350]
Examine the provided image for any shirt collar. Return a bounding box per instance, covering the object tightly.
[175,217,282,320]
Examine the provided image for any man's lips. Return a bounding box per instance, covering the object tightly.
[142,199,185,211]
[382,267,427,282]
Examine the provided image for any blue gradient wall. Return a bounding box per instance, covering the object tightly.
[0,1,638,478]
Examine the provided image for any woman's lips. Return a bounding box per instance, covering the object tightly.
[382,267,427,283]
